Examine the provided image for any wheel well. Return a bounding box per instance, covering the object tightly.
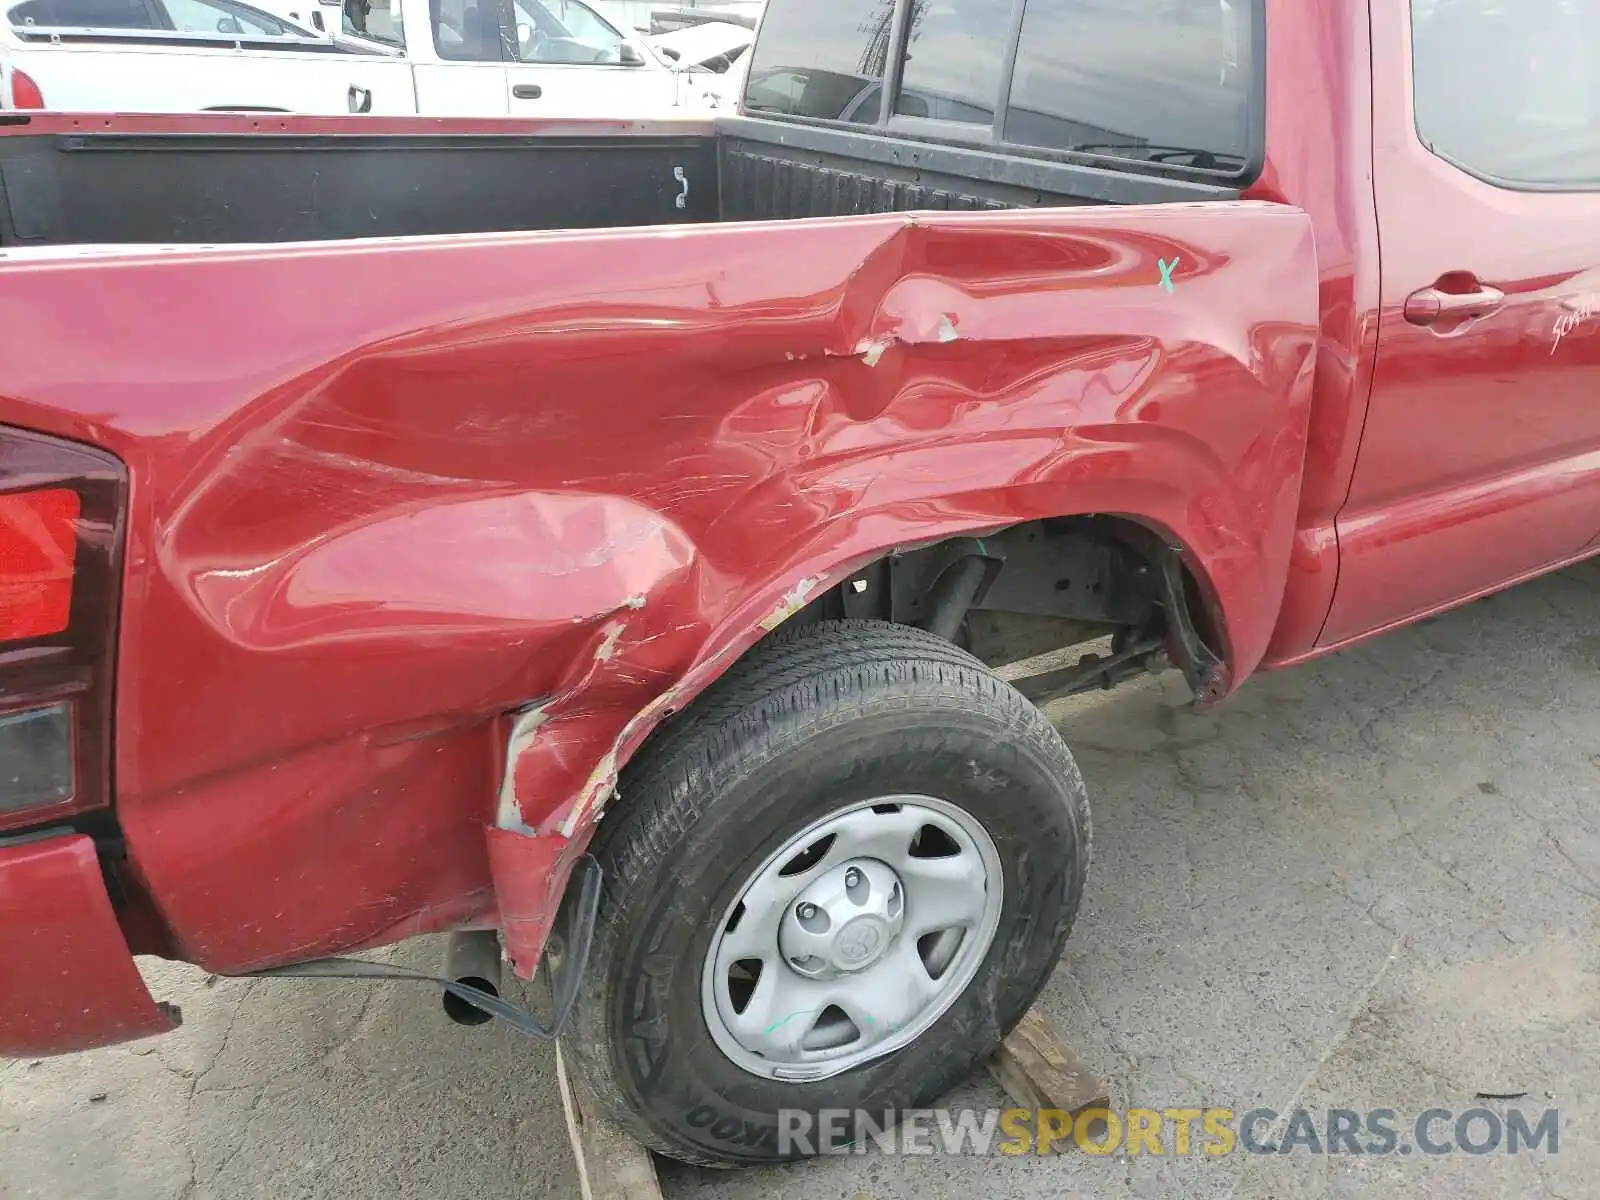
[769,516,1228,705]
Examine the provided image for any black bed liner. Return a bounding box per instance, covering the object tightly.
[0,112,1245,247]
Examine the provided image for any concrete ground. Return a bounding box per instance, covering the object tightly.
[5,561,1599,1199]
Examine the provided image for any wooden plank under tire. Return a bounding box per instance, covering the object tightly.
[554,1003,1107,1180]
[986,1006,1110,1150]
[555,1041,665,1200]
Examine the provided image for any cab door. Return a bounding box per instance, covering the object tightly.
[406,0,510,115]
[20,0,418,115]
[1321,0,1600,645]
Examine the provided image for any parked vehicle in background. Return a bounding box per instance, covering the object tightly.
[644,18,747,70]
[0,0,710,114]
[643,17,746,102]
[4,0,1599,1176]
[262,0,335,34]
[649,0,756,34]
[8,0,316,36]
[585,0,759,36]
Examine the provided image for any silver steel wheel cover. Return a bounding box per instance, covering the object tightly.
[700,795,1004,1082]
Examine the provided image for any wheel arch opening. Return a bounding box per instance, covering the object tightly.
[631,515,1231,779]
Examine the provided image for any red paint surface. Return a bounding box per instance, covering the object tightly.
[12,0,1599,1058]
[0,835,175,1055]
[1251,0,1381,663]
[1315,1,1600,646]
[487,826,577,977]
[0,205,1317,1000]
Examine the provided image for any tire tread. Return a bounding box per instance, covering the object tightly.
[566,619,1089,1165]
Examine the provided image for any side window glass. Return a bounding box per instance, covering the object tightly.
[8,0,153,26]
[1412,0,1600,188]
[1006,0,1252,170]
[344,0,404,46]
[6,0,49,22]
[893,0,1010,124]
[513,0,626,64]
[165,0,288,34]
[740,0,1261,180]
[740,0,894,123]
[430,0,502,60]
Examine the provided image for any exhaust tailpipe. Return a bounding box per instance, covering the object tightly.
[441,930,503,1027]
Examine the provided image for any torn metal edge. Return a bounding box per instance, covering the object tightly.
[555,573,828,838]
[496,702,549,831]
[758,574,823,631]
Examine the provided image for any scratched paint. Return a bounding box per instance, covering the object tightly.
[1551,293,1600,354]
[496,705,550,830]
[857,338,892,368]
[0,205,1318,978]
[759,577,825,633]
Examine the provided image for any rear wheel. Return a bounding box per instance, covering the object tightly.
[563,619,1090,1166]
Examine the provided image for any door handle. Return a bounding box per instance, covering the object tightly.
[1403,284,1505,326]
[513,84,542,99]
[347,85,372,114]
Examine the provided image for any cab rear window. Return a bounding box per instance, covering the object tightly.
[739,0,892,123]
[742,0,1259,178]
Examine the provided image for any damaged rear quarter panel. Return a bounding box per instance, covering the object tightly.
[0,203,1317,971]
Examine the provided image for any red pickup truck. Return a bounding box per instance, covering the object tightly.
[2,0,1596,1168]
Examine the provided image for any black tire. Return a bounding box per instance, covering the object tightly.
[563,619,1090,1167]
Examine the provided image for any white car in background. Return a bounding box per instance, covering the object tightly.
[647,0,757,35]
[0,0,712,116]
[642,18,746,105]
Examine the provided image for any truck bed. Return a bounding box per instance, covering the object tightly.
[0,111,1250,246]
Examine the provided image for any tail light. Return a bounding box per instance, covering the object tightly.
[0,430,125,833]
[9,68,45,110]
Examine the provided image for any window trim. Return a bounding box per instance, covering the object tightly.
[989,0,1027,136]
[884,113,989,142]
[1407,0,1600,195]
[874,0,913,123]
[745,0,1268,189]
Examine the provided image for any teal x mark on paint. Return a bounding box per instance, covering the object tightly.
[1158,256,1180,293]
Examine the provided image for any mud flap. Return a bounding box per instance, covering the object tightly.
[237,855,602,1039]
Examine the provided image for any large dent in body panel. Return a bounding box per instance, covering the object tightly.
[492,213,1318,862]
[176,491,697,651]
[1,203,1317,975]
